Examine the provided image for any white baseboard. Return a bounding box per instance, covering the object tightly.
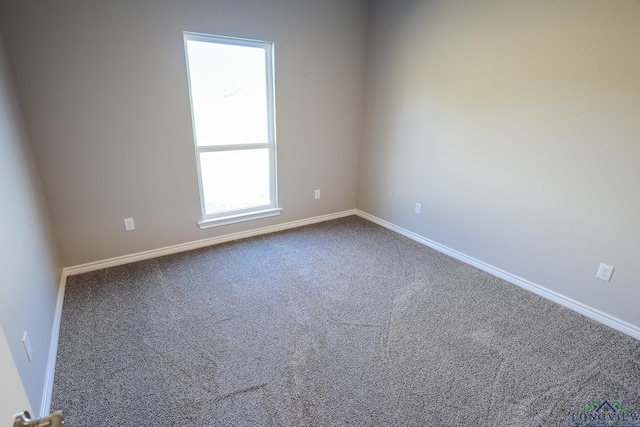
[46,207,638,414]
[40,270,67,417]
[64,209,357,276]
[355,209,640,341]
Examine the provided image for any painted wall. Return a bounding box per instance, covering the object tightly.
[0,0,368,266]
[359,0,640,328]
[0,31,61,415]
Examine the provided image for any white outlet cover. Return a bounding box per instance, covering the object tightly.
[124,218,135,231]
[315,190,320,199]
[415,203,422,214]
[596,263,614,282]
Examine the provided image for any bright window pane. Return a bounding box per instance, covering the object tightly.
[186,40,268,146]
[200,149,270,215]
[184,32,278,224]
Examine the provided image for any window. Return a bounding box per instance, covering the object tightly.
[183,32,280,228]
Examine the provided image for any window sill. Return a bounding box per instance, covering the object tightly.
[198,207,283,229]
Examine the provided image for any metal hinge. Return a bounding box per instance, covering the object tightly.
[12,411,64,427]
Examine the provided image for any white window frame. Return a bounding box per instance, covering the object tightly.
[183,32,281,229]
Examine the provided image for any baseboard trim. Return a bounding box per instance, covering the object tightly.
[64,210,358,276]
[355,209,640,341]
[40,270,67,417]
[48,207,638,414]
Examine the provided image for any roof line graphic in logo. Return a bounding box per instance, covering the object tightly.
[578,400,601,413]
[578,399,635,413]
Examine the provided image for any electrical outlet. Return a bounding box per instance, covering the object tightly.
[315,189,320,199]
[22,332,32,362]
[124,218,135,231]
[596,263,614,282]
[415,203,422,214]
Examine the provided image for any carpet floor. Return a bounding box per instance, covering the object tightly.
[51,216,640,426]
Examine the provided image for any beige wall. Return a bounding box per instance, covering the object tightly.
[359,0,640,327]
[0,31,61,414]
[0,0,368,266]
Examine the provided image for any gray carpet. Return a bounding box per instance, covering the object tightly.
[51,216,640,426]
